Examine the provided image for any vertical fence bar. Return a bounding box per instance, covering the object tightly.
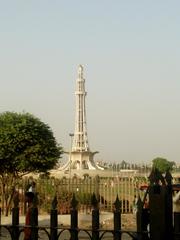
[149,169,173,240]
[70,194,78,240]
[121,176,124,213]
[174,212,180,240]
[165,172,173,240]
[113,195,121,240]
[12,207,19,240]
[50,196,58,240]
[30,207,38,240]
[94,175,100,202]
[30,194,38,240]
[92,193,99,240]
[0,207,1,237]
[12,192,19,240]
[128,175,131,213]
[109,178,112,211]
[136,195,144,240]
[110,179,113,212]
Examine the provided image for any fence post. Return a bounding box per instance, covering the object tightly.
[12,192,19,240]
[92,193,99,240]
[30,194,38,240]
[174,212,180,240]
[113,195,121,240]
[164,171,173,240]
[149,169,173,240]
[95,175,100,201]
[50,196,58,240]
[136,195,145,240]
[0,207,1,236]
[70,194,78,240]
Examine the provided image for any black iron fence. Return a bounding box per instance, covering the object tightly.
[1,169,180,240]
[0,194,140,240]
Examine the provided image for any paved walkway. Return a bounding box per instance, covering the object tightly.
[1,212,113,228]
[0,213,135,240]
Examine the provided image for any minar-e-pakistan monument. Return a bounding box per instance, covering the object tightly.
[62,65,103,171]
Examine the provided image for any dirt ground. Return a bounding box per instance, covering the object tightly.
[1,212,136,231]
[1,213,136,240]
[102,213,136,230]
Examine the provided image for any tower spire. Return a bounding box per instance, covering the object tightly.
[72,65,89,152]
[78,64,83,79]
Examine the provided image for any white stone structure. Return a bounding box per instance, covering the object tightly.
[62,65,102,170]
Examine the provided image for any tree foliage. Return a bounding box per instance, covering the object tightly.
[0,111,63,215]
[0,111,62,175]
[152,157,175,173]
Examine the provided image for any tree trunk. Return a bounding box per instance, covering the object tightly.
[0,174,16,216]
[5,187,15,216]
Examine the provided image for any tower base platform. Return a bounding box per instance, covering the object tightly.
[59,151,104,171]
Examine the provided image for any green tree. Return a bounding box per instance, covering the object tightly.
[152,157,175,173]
[0,111,63,215]
[120,160,128,169]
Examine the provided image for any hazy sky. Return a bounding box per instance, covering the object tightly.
[0,1,180,164]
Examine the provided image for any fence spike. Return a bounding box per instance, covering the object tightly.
[137,195,143,210]
[71,193,78,209]
[33,193,39,207]
[51,195,58,210]
[149,169,156,184]
[91,193,98,208]
[13,191,19,208]
[165,171,172,185]
[114,195,121,211]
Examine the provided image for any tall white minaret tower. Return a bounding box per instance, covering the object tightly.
[72,65,89,152]
[62,65,99,171]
